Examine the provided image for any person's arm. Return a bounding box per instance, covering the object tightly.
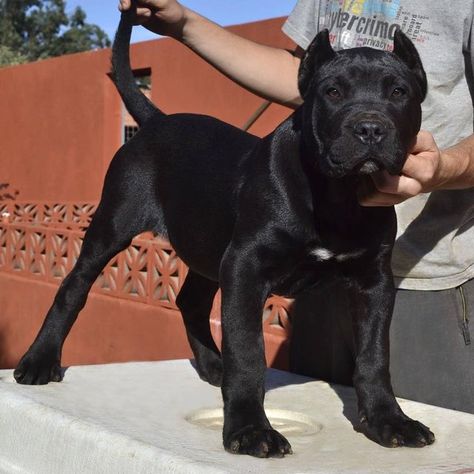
[119,2,474,206]
[119,0,303,107]
[359,131,474,206]
[439,134,474,188]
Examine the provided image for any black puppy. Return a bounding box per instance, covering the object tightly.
[14,10,434,457]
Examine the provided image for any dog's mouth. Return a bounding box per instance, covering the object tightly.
[353,159,382,175]
[321,155,382,178]
[320,145,405,178]
[352,156,404,176]
[323,156,403,178]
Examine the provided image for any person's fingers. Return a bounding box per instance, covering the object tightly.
[136,0,167,8]
[370,171,423,197]
[118,0,131,11]
[119,0,164,12]
[410,130,438,154]
[358,131,441,206]
[135,7,153,21]
[370,171,400,194]
[118,5,153,24]
[402,153,438,184]
[361,189,414,206]
[357,173,422,207]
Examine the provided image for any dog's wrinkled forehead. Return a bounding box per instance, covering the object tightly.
[318,49,412,82]
[315,49,420,98]
[298,29,427,102]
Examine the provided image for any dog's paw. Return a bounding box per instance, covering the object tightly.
[360,413,435,448]
[14,349,63,385]
[224,426,292,458]
[196,354,223,387]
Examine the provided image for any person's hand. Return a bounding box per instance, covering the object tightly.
[358,130,445,206]
[118,0,187,39]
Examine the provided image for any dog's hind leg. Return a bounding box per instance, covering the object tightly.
[176,271,222,386]
[13,199,153,385]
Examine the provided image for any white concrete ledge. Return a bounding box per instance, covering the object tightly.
[0,360,473,473]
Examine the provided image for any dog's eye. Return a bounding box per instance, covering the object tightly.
[326,87,341,99]
[391,87,406,97]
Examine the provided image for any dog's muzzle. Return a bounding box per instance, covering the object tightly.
[322,111,404,178]
[348,113,399,175]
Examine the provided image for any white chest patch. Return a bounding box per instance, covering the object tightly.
[309,247,366,262]
[310,247,334,261]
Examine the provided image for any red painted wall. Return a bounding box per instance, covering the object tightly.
[0,18,295,369]
[0,17,294,202]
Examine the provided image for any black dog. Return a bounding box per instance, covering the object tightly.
[14,10,434,457]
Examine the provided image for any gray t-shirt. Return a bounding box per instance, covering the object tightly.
[283,0,474,290]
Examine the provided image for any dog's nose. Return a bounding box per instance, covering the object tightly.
[353,120,386,144]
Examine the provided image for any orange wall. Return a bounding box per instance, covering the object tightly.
[0,17,294,202]
[0,18,295,370]
[0,273,193,368]
[0,273,289,370]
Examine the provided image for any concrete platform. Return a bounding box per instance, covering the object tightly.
[0,360,473,473]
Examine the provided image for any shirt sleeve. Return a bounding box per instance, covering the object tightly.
[282,0,319,50]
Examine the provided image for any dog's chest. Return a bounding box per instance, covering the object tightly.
[269,179,391,297]
[308,245,366,263]
[271,238,367,298]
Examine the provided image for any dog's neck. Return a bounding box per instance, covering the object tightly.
[273,110,383,235]
[288,119,368,236]
[312,171,362,228]
[293,122,360,214]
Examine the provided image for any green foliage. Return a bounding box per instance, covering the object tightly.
[0,0,111,67]
[0,45,27,66]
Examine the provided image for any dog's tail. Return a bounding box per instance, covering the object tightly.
[111,8,163,126]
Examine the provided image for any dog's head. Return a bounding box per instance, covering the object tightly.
[298,29,427,178]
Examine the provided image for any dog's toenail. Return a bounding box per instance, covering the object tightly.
[229,440,240,452]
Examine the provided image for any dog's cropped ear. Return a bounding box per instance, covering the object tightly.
[393,29,427,100]
[298,29,336,98]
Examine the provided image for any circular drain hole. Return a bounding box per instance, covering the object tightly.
[185,408,322,437]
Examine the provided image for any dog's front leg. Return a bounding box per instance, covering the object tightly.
[219,250,292,458]
[350,255,435,448]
